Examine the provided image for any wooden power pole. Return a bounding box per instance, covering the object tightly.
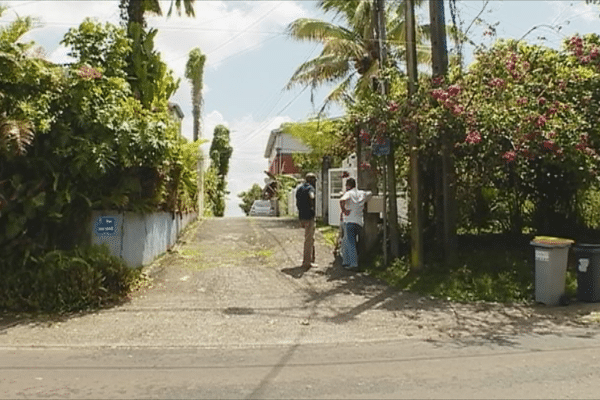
[374,0,401,262]
[405,0,423,270]
[429,0,457,262]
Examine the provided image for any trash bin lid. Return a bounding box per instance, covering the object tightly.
[531,236,574,248]
[573,243,600,253]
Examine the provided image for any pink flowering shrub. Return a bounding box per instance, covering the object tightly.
[342,34,600,234]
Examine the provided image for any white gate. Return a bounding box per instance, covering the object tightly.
[328,167,357,226]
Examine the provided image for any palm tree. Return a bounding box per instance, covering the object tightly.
[184,48,206,142]
[286,0,428,110]
[120,0,196,27]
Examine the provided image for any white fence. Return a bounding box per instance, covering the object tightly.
[89,211,197,268]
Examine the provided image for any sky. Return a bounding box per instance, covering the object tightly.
[1,0,600,216]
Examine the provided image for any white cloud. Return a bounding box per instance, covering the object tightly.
[149,0,309,70]
[547,0,598,27]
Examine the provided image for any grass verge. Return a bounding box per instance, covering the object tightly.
[365,234,578,304]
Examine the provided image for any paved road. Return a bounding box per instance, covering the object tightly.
[1,217,600,399]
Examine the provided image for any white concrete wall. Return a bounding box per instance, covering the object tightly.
[90,211,197,268]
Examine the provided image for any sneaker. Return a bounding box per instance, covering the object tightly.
[344,265,359,271]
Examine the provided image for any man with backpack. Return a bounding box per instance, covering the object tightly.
[296,173,317,268]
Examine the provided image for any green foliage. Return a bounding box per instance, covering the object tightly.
[185,47,206,141]
[371,236,536,303]
[205,125,232,216]
[281,119,348,173]
[61,18,131,79]
[342,35,600,240]
[126,23,180,110]
[0,18,198,312]
[0,245,137,312]
[238,183,264,215]
[286,0,429,109]
[202,165,218,217]
[209,124,233,177]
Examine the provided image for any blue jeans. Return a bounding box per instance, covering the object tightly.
[342,222,360,268]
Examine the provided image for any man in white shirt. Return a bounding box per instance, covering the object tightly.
[339,177,372,271]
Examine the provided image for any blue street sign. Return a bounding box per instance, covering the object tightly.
[95,216,117,236]
[372,137,391,156]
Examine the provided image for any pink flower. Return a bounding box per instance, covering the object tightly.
[360,162,371,170]
[580,55,592,64]
[502,150,517,163]
[465,130,482,144]
[591,47,599,59]
[535,115,547,127]
[359,129,370,143]
[388,101,399,112]
[431,89,445,100]
[489,77,505,88]
[522,61,530,71]
[546,107,558,116]
[517,97,528,106]
[548,131,557,138]
[452,105,465,116]
[448,85,461,96]
[543,140,555,150]
[538,97,546,106]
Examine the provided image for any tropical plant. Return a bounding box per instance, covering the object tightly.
[119,0,196,27]
[286,0,427,110]
[1,17,199,312]
[206,124,232,217]
[185,48,207,142]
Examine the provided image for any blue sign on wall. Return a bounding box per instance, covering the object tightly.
[95,216,117,237]
[372,137,391,156]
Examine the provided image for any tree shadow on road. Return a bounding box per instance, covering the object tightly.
[294,256,600,348]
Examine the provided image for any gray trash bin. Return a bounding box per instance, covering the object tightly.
[572,244,600,303]
[531,237,573,306]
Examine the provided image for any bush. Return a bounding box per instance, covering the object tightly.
[0,245,137,313]
[370,234,543,303]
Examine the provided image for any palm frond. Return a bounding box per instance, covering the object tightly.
[322,37,366,61]
[0,119,35,156]
[286,53,351,90]
[319,0,361,23]
[167,0,196,17]
[287,19,356,44]
[318,73,356,113]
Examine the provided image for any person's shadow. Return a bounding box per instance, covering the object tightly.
[281,265,311,279]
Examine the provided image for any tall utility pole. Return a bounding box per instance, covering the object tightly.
[405,0,423,270]
[429,0,457,262]
[374,0,400,262]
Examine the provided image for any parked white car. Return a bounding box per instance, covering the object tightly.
[249,200,276,217]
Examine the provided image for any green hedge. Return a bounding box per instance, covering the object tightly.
[0,245,136,313]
